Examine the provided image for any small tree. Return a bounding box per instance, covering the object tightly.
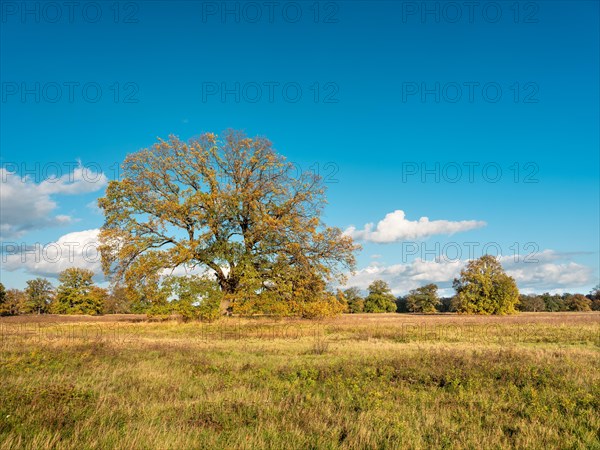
[564,294,592,312]
[406,284,440,313]
[53,268,103,315]
[364,280,397,313]
[452,255,519,315]
[0,288,25,316]
[24,278,54,314]
[344,287,365,313]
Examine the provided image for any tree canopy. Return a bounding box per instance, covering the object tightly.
[24,278,54,314]
[99,130,358,316]
[0,288,25,316]
[564,294,592,312]
[452,255,519,315]
[364,280,397,313]
[406,283,440,314]
[53,268,104,315]
[343,287,365,313]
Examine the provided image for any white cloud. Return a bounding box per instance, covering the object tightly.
[498,251,595,290]
[0,164,107,238]
[506,262,593,290]
[344,250,596,296]
[345,258,464,296]
[499,249,595,265]
[0,226,222,283]
[345,210,486,243]
[2,228,103,279]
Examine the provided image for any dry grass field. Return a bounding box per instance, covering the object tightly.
[1,313,599,449]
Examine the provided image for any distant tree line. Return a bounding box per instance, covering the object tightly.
[0,267,225,321]
[0,268,108,317]
[342,284,599,314]
[339,256,600,315]
[1,256,599,318]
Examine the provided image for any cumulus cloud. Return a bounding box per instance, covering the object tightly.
[0,165,107,238]
[499,249,595,265]
[344,250,596,296]
[345,210,486,243]
[0,227,220,282]
[344,258,464,296]
[496,250,595,290]
[1,228,103,279]
[502,254,594,292]
[508,262,592,287]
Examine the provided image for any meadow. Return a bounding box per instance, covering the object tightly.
[0,313,598,449]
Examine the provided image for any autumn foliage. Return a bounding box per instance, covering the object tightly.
[98,130,358,317]
[452,255,520,315]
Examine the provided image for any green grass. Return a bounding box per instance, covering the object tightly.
[1,313,599,449]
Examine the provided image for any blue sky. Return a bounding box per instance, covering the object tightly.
[1,1,598,295]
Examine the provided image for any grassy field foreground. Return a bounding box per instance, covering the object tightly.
[0,313,599,449]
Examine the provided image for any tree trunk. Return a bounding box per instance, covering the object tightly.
[217,275,237,316]
[219,298,231,316]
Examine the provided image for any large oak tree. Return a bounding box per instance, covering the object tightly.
[98,130,358,315]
